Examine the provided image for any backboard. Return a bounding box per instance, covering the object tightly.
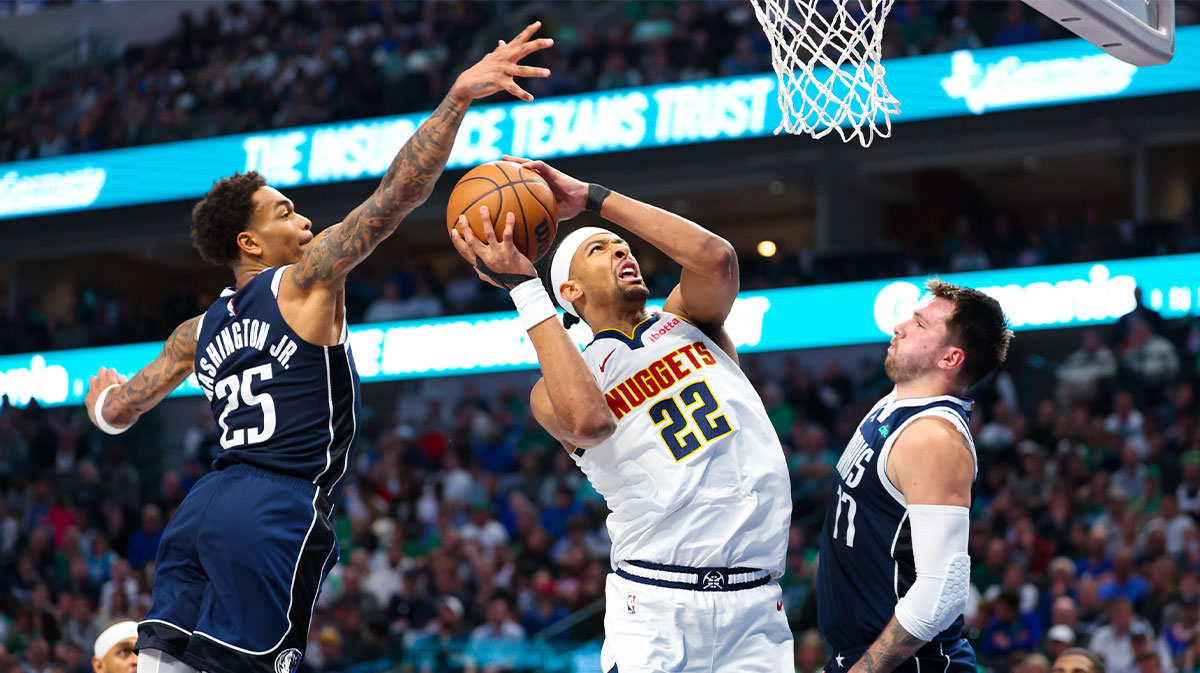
[1022,0,1175,65]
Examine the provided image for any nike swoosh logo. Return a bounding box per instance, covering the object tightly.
[599,349,617,372]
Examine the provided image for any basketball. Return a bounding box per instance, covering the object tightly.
[446,161,559,262]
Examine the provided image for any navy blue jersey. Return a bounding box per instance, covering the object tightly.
[194,266,361,498]
[817,391,975,655]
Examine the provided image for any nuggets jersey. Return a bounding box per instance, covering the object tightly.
[570,312,791,575]
[817,391,976,656]
[194,265,361,498]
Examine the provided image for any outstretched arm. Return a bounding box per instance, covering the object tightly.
[287,23,553,292]
[84,315,202,431]
[502,154,737,332]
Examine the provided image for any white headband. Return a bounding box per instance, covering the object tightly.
[94,621,138,659]
[549,226,615,318]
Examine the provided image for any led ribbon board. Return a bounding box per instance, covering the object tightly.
[3,254,1198,408]
[3,26,1200,219]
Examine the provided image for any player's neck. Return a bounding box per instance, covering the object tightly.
[232,259,272,290]
[589,304,652,336]
[892,376,964,401]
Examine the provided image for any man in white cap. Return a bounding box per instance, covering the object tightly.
[92,621,138,673]
[1047,624,1077,661]
[449,156,792,673]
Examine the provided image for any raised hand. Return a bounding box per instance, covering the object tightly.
[454,22,554,103]
[502,154,588,221]
[84,367,126,428]
[449,206,538,289]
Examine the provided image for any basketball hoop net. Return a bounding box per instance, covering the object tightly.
[750,0,900,147]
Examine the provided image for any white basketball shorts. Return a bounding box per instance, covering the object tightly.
[600,566,793,673]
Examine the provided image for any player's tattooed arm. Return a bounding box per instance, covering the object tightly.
[289,91,470,291]
[85,315,200,430]
[289,23,553,291]
[848,617,926,673]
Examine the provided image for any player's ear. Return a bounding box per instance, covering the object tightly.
[560,279,584,305]
[236,230,263,257]
[941,346,966,373]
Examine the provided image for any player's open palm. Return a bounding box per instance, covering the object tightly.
[502,154,587,221]
[455,22,553,103]
[450,205,537,289]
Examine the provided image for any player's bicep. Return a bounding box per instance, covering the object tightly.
[662,241,739,327]
[889,417,974,507]
[530,378,569,438]
[662,285,739,363]
[530,378,585,451]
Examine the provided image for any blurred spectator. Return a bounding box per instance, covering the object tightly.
[469,595,525,643]
[981,591,1043,660]
[1177,452,1200,514]
[943,13,983,51]
[1090,599,1160,673]
[1017,653,1053,673]
[896,0,938,55]
[1161,594,1199,670]
[1121,321,1181,390]
[1058,330,1118,406]
[795,628,827,673]
[1111,289,1169,349]
[1052,648,1107,673]
[123,504,163,571]
[993,2,1041,46]
[459,503,508,551]
[1047,624,1078,661]
[718,36,763,77]
[540,486,583,539]
[1098,549,1149,604]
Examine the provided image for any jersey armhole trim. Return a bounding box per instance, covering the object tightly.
[660,310,697,327]
[271,265,291,298]
[876,408,977,508]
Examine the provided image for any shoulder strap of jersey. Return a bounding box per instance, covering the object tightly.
[875,404,977,507]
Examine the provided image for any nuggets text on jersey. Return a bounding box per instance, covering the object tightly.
[603,340,719,420]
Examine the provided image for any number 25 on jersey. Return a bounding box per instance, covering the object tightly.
[214,364,277,449]
[647,380,733,461]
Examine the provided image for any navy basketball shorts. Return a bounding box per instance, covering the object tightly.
[135,463,340,673]
[825,638,977,673]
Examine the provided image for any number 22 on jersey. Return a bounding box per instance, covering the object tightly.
[647,380,733,461]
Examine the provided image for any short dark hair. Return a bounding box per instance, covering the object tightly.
[191,171,266,266]
[1056,648,1106,673]
[927,279,1013,388]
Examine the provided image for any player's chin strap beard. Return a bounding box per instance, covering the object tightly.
[475,256,536,290]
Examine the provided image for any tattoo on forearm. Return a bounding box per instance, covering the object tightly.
[104,316,199,425]
[852,619,925,673]
[475,256,536,289]
[292,92,470,289]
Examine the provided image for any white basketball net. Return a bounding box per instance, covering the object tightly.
[750,0,900,147]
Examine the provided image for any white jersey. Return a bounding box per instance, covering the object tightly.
[569,312,791,576]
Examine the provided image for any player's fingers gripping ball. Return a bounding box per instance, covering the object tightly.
[446,160,558,261]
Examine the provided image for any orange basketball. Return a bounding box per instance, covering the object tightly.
[446,160,559,262]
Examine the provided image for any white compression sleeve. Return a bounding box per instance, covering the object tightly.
[893,504,971,642]
[137,649,201,673]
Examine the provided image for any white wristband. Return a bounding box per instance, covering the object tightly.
[510,278,558,331]
[94,384,130,435]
